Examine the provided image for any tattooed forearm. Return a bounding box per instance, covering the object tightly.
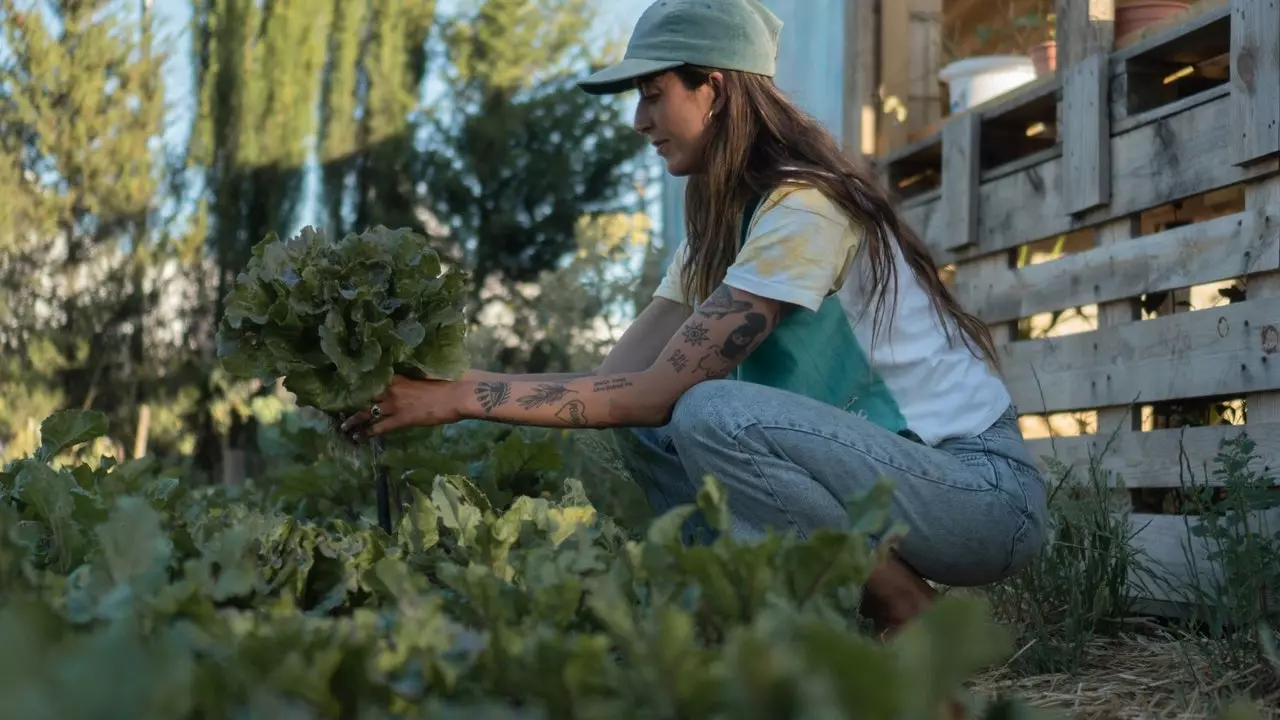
[697,285,754,319]
[592,377,634,393]
[516,383,576,410]
[667,349,689,372]
[555,399,588,426]
[474,381,512,414]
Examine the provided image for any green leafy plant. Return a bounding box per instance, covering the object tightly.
[215,225,470,413]
[0,408,1046,718]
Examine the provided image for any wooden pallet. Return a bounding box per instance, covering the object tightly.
[883,0,1280,612]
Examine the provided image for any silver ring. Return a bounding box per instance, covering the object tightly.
[370,403,382,420]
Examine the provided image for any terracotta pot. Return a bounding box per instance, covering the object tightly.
[1028,40,1057,76]
[1115,1,1192,39]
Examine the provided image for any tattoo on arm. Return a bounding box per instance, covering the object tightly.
[681,322,710,346]
[666,349,689,372]
[555,399,588,426]
[720,312,768,361]
[474,381,512,414]
[697,285,754,319]
[694,350,732,380]
[688,310,772,379]
[516,383,576,410]
[591,377,634,393]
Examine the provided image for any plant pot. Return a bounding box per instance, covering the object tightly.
[1028,40,1057,76]
[1115,1,1191,40]
[938,56,1038,114]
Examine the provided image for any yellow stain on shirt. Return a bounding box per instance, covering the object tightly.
[737,185,863,287]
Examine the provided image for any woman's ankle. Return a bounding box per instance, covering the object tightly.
[859,553,938,638]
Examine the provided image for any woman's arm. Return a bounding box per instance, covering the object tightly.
[452,284,782,429]
[596,297,693,374]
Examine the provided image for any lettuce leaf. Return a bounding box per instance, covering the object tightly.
[215,225,470,412]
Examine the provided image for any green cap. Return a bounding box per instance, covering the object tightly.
[578,0,783,96]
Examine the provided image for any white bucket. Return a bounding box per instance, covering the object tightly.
[938,56,1037,114]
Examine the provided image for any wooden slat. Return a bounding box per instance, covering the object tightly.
[1025,421,1280,488]
[940,112,980,251]
[1229,0,1280,165]
[1000,295,1280,413]
[955,210,1275,324]
[1063,53,1113,214]
[1056,0,1116,68]
[915,93,1280,263]
[877,0,911,154]
[842,0,877,158]
[1245,177,1280,423]
[1092,218,1143,438]
[1127,510,1280,606]
[1113,83,1230,135]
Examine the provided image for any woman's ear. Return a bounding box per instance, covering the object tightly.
[707,71,726,115]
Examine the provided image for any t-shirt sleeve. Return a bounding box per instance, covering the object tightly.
[653,240,689,305]
[722,187,862,313]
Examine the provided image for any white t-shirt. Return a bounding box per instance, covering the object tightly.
[656,183,1012,446]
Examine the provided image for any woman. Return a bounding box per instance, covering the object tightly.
[343,0,1048,636]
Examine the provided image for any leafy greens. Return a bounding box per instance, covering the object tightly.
[215,225,470,412]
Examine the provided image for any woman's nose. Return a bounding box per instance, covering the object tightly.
[633,104,652,135]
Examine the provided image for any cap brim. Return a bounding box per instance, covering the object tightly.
[577,58,686,95]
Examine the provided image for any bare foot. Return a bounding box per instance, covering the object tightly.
[859,552,938,640]
[860,555,966,719]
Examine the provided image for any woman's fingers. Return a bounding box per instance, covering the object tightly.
[341,411,371,434]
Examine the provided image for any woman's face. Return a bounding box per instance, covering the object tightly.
[634,71,721,177]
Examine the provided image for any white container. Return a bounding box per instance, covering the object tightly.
[938,56,1038,114]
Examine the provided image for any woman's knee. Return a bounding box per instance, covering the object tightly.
[669,379,746,439]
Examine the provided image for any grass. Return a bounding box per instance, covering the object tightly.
[968,427,1280,718]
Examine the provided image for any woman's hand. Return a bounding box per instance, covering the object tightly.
[340,375,464,440]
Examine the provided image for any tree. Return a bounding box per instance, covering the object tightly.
[187,0,337,471]
[0,0,176,459]
[420,0,648,310]
[317,0,436,238]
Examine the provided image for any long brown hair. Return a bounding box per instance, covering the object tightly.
[668,65,1000,370]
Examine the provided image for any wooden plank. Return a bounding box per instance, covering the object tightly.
[877,0,911,154]
[917,93,1280,263]
[1093,218,1143,455]
[1229,0,1280,165]
[981,146,1062,184]
[1127,510,1280,606]
[1245,177,1280,423]
[1113,83,1231,134]
[940,112,980,251]
[1025,421,1280,488]
[1000,295,1280,413]
[955,210,1275,324]
[1063,53,1113,214]
[842,0,877,158]
[1056,0,1116,68]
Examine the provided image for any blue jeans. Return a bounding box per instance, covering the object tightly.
[613,379,1049,587]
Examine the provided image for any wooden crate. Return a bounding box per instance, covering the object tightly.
[879,0,1280,612]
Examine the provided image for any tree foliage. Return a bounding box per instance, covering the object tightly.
[0,0,181,460]
[421,0,649,293]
